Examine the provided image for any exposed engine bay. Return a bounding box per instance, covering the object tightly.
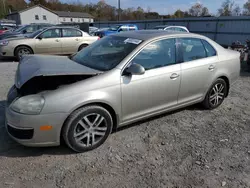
[7,75,95,105]
[18,75,94,96]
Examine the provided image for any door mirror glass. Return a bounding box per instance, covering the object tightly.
[22,29,27,34]
[37,35,42,40]
[124,63,145,75]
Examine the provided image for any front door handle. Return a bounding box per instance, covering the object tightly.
[208,65,215,71]
[170,73,180,80]
[55,39,60,42]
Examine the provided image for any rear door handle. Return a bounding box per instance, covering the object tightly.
[170,73,180,80]
[208,65,215,71]
[55,39,60,42]
[75,38,79,41]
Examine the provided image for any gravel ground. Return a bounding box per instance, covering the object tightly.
[0,62,249,188]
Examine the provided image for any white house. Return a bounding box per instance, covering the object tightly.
[55,11,94,23]
[6,5,94,25]
[7,5,59,25]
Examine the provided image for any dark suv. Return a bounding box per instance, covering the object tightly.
[0,23,54,40]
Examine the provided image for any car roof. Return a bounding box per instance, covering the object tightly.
[155,25,187,28]
[45,26,81,30]
[112,30,198,41]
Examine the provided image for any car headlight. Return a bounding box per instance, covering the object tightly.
[11,95,45,115]
[0,40,9,46]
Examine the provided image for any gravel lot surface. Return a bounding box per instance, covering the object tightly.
[0,61,249,188]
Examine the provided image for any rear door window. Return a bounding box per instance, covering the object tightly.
[62,29,82,37]
[202,40,217,57]
[40,29,61,38]
[180,38,207,62]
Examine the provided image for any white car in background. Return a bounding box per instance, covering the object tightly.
[153,25,189,32]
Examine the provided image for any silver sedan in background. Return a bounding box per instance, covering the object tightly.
[5,30,240,152]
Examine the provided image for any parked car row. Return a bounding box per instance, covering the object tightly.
[0,26,99,60]
[91,24,189,37]
[0,23,190,60]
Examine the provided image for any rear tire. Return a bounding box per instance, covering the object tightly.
[78,44,88,51]
[62,105,113,153]
[202,78,227,110]
[14,46,33,61]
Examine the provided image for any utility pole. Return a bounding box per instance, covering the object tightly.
[2,0,6,14]
[118,0,120,21]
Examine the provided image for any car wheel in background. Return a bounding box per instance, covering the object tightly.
[202,78,228,110]
[78,44,88,51]
[62,105,113,152]
[14,46,33,61]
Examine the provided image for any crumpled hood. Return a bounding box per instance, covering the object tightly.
[15,55,102,89]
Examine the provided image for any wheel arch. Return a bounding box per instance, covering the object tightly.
[14,45,34,56]
[78,43,89,51]
[60,102,119,142]
[217,75,230,97]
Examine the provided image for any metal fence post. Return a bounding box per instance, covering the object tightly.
[214,18,219,42]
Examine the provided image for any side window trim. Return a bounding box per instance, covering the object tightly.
[200,39,208,57]
[175,38,183,64]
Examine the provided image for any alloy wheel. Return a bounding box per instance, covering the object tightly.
[18,48,31,58]
[74,113,107,147]
[209,83,225,106]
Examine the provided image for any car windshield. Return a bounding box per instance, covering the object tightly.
[109,25,121,31]
[71,35,143,71]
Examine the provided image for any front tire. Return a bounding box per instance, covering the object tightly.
[62,105,113,152]
[14,46,33,61]
[202,78,227,110]
[78,44,88,51]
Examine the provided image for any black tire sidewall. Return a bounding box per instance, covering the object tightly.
[64,106,113,152]
[78,44,88,51]
[204,79,227,109]
[15,46,32,61]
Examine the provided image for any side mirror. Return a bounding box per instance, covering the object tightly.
[22,29,27,34]
[124,63,145,76]
[37,35,42,40]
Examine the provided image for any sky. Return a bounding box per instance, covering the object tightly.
[63,0,248,15]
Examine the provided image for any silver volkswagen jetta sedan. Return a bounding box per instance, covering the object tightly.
[5,30,240,152]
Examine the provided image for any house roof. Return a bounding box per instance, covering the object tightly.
[55,11,94,18]
[7,4,56,16]
[7,5,94,19]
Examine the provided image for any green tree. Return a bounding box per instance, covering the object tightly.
[174,9,185,18]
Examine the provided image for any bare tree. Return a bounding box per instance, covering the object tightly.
[233,4,241,16]
[218,0,235,16]
[201,7,209,16]
[189,3,209,17]
[243,0,250,15]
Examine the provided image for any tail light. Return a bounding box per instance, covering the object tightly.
[98,36,100,40]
